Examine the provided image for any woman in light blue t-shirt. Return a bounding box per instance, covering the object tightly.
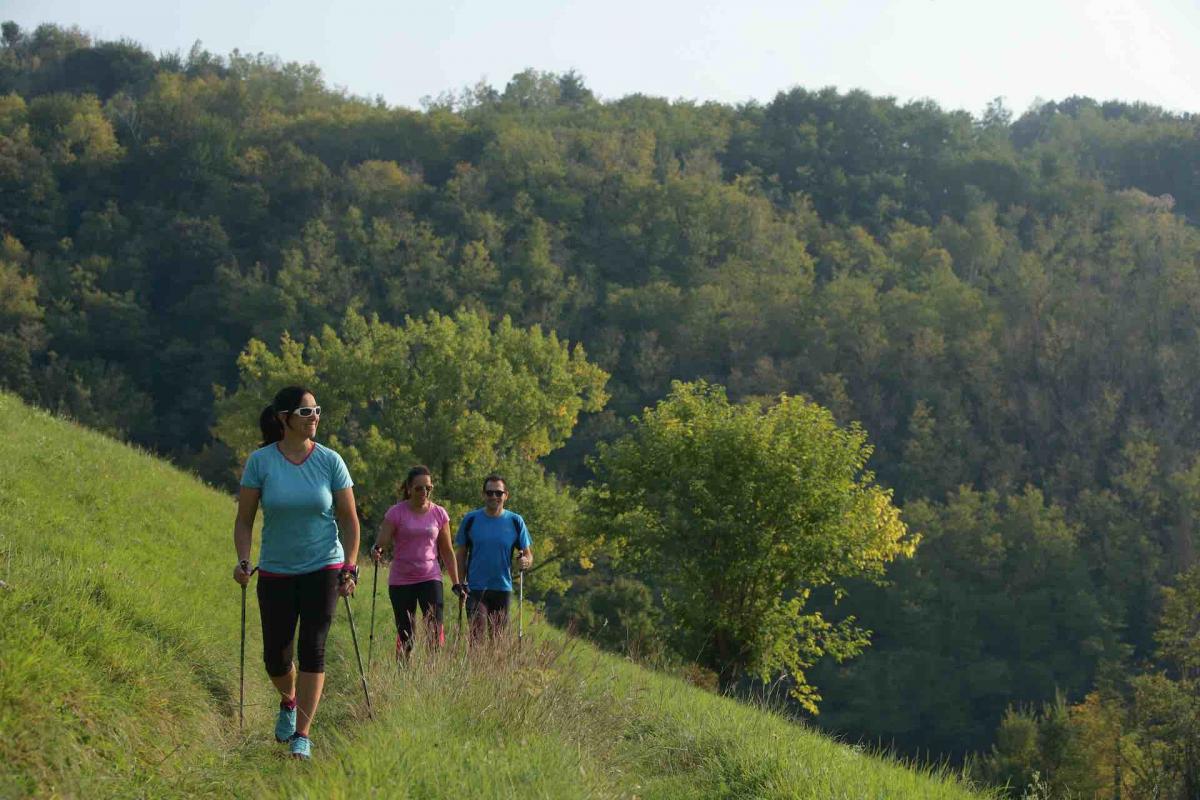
[232,385,360,760]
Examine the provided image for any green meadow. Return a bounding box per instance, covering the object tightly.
[0,393,990,799]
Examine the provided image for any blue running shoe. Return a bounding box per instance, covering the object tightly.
[274,703,297,743]
[289,733,311,760]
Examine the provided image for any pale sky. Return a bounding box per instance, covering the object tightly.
[3,0,1197,116]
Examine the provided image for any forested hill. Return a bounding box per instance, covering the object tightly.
[2,21,1199,791]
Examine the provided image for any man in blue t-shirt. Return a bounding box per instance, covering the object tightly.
[453,473,533,639]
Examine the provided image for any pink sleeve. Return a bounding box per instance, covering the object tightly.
[384,504,402,527]
[437,505,450,529]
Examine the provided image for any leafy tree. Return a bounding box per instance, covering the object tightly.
[556,70,595,109]
[27,93,122,169]
[583,380,913,710]
[344,159,423,217]
[501,69,562,110]
[0,96,60,242]
[1,22,19,50]
[976,704,1051,796]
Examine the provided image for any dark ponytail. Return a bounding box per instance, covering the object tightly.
[259,385,313,446]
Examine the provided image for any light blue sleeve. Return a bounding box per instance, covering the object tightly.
[240,450,263,489]
[328,449,353,491]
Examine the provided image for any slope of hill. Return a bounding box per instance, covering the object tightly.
[0,392,990,798]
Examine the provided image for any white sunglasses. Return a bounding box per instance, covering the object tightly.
[286,405,322,418]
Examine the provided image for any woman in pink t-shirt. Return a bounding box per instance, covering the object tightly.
[370,465,461,658]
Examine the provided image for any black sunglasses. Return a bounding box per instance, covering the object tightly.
[411,484,433,493]
[484,489,506,497]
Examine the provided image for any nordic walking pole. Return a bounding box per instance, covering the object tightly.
[238,562,257,730]
[343,594,374,720]
[239,581,246,730]
[367,558,379,672]
[458,588,470,658]
[518,569,525,646]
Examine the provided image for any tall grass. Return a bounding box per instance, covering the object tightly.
[0,393,993,799]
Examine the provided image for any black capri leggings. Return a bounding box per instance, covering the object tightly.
[389,581,444,653]
[257,568,340,676]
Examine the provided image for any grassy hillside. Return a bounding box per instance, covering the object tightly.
[0,393,991,799]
